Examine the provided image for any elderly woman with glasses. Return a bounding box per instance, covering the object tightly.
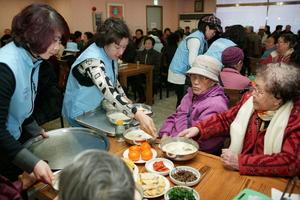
[261,34,296,63]
[159,55,229,156]
[179,62,300,177]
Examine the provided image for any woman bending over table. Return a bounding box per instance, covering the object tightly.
[62,17,156,137]
[179,62,300,177]
[0,3,69,184]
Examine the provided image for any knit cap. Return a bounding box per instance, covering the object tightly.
[187,55,222,82]
[221,46,244,66]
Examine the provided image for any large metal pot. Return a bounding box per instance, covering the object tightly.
[123,126,154,145]
[159,137,199,161]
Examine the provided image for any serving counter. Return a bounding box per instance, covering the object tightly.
[28,136,300,200]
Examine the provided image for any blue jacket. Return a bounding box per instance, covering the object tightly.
[0,42,41,139]
[62,43,118,127]
[169,31,207,76]
[205,38,237,65]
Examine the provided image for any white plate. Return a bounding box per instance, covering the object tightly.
[123,148,157,164]
[138,173,170,199]
[164,186,200,200]
[133,164,139,181]
[145,158,174,176]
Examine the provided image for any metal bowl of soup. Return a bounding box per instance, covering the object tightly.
[106,109,133,125]
[159,137,199,161]
[132,103,154,117]
[123,126,154,145]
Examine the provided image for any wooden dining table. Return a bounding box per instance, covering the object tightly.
[118,63,154,106]
[28,136,300,200]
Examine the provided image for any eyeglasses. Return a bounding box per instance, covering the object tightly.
[189,74,207,81]
[251,81,264,95]
[277,40,285,44]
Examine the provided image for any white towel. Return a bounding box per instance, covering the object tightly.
[229,96,293,155]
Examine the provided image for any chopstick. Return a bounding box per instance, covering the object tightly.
[280,178,293,200]
[288,180,297,198]
[27,183,48,196]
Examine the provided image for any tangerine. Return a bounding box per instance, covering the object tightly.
[140,142,151,151]
[129,145,140,152]
[128,150,140,161]
[141,149,153,161]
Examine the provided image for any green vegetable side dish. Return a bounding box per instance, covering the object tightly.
[168,187,196,200]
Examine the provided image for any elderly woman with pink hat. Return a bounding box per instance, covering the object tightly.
[159,55,229,156]
[219,46,253,90]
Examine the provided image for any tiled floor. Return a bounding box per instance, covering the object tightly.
[41,86,177,133]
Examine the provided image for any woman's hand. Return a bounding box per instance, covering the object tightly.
[177,127,199,139]
[124,96,132,104]
[37,129,49,138]
[134,111,157,138]
[221,149,239,170]
[21,172,37,190]
[33,160,54,185]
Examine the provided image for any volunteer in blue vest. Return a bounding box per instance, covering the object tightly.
[62,17,156,137]
[204,25,247,65]
[168,15,222,107]
[0,3,70,184]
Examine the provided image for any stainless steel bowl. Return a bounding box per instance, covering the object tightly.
[159,137,199,161]
[106,109,133,125]
[132,103,154,117]
[123,126,154,145]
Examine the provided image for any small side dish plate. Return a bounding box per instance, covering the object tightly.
[123,148,157,164]
[164,186,200,200]
[145,158,174,176]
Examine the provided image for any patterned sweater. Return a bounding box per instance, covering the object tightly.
[193,92,300,177]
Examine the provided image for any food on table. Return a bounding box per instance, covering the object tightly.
[167,187,196,200]
[171,169,198,182]
[108,112,131,121]
[153,161,170,172]
[128,150,141,161]
[162,142,197,155]
[129,145,141,152]
[121,157,135,173]
[141,149,153,161]
[137,173,166,196]
[125,130,152,140]
[140,142,151,151]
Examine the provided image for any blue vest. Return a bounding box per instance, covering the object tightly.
[62,43,118,127]
[0,42,41,139]
[169,31,207,75]
[205,38,237,65]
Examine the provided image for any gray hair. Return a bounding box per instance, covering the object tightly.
[58,150,135,200]
[256,62,300,104]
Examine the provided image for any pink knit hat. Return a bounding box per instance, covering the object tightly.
[221,46,244,66]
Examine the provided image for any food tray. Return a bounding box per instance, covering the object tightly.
[24,127,110,170]
[75,106,116,136]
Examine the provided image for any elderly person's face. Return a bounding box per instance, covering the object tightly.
[276,36,290,55]
[251,77,282,111]
[189,74,215,95]
[265,37,275,50]
[144,39,153,51]
[135,31,143,39]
